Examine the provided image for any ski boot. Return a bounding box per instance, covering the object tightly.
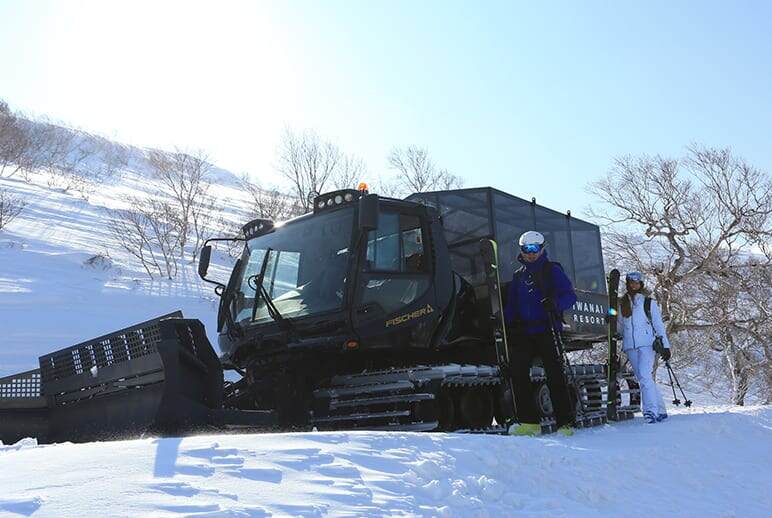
[508,423,542,436]
[557,425,574,436]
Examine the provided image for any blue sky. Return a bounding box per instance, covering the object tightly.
[1,0,770,214]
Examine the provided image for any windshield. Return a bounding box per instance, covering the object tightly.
[230,208,354,325]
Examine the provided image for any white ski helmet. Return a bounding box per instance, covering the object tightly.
[518,231,545,247]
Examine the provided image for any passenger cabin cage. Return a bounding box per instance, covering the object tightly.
[407,188,609,343]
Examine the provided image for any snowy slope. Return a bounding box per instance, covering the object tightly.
[1,406,771,517]
[2,154,771,517]
[0,168,245,377]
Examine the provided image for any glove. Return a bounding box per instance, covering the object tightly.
[661,348,671,361]
[541,297,557,312]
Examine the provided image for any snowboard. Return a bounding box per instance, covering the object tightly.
[606,269,621,420]
[479,238,518,427]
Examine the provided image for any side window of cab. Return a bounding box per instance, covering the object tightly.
[361,212,429,314]
[365,214,426,273]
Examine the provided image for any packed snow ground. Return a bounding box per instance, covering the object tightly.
[1,165,771,517]
[1,406,771,517]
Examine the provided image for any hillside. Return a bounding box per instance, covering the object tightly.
[0,158,246,377]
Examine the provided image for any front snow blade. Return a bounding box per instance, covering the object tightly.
[0,369,48,445]
[0,312,255,444]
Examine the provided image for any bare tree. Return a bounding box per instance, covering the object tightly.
[277,129,338,212]
[0,188,26,230]
[97,139,130,180]
[1,117,70,183]
[0,102,31,179]
[212,175,300,259]
[588,145,772,404]
[330,154,367,191]
[388,146,463,193]
[147,148,213,260]
[276,129,367,212]
[239,174,296,221]
[687,257,771,404]
[1,102,110,192]
[41,127,99,195]
[374,174,407,198]
[436,169,464,190]
[190,191,218,262]
[1,102,120,194]
[44,131,126,196]
[107,205,162,279]
[107,197,182,279]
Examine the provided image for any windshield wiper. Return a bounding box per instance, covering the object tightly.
[250,248,272,322]
[259,285,292,331]
[249,249,293,331]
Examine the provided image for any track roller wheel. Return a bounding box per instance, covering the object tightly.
[494,384,515,426]
[533,381,554,418]
[459,387,494,429]
[437,391,456,431]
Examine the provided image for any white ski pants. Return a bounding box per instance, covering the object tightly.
[626,346,667,416]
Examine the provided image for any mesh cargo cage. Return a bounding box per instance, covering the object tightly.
[407,188,610,346]
[0,312,273,445]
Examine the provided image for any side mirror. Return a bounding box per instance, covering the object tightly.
[358,194,379,232]
[198,245,212,280]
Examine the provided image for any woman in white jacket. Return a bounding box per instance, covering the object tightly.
[619,272,671,424]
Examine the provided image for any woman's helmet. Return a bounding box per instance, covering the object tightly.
[625,271,645,290]
[625,271,643,283]
[518,231,545,254]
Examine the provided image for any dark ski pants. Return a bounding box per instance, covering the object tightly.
[508,331,573,427]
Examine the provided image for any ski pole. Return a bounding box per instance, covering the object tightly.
[665,361,692,407]
[664,360,680,405]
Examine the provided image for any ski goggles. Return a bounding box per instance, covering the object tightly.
[626,271,643,282]
[520,243,543,254]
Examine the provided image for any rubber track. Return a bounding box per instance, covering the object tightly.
[310,363,635,434]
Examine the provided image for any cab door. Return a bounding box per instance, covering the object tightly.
[352,208,438,350]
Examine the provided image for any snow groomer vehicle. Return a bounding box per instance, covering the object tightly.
[0,186,638,444]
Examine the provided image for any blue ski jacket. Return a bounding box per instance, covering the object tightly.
[503,251,577,335]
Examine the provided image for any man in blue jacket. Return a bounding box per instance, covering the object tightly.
[504,231,577,435]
